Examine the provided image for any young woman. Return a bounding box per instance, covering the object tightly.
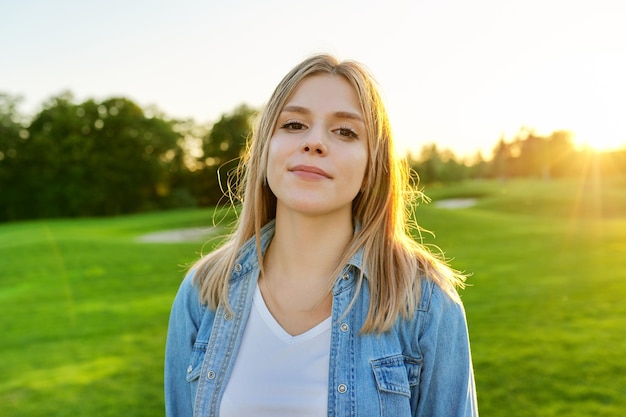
[165,54,478,416]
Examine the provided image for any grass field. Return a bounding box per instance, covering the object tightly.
[1,178,625,416]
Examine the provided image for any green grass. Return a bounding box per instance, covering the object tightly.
[1,178,625,416]
[422,178,626,416]
[0,208,236,417]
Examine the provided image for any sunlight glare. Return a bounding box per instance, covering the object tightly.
[573,133,626,152]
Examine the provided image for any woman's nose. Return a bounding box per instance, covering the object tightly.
[301,127,327,155]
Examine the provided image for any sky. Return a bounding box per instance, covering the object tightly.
[1,0,625,158]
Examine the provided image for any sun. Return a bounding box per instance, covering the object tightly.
[573,133,626,153]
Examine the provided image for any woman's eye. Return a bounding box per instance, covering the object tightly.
[281,121,306,131]
[336,127,359,139]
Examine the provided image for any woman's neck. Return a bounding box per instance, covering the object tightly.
[266,209,354,284]
[259,209,353,335]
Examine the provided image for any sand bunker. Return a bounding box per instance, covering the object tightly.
[137,227,216,243]
[434,198,477,209]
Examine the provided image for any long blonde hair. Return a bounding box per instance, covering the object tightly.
[193,54,465,333]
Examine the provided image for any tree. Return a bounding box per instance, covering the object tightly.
[491,136,511,180]
[7,94,186,219]
[83,97,186,214]
[518,130,547,178]
[198,104,257,205]
[408,144,469,184]
[467,151,490,179]
[0,94,27,220]
[545,130,575,177]
[411,144,442,184]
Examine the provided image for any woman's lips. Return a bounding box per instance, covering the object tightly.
[289,164,332,179]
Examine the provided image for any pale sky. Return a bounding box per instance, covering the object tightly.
[2,0,625,157]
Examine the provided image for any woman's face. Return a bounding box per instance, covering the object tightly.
[266,74,368,219]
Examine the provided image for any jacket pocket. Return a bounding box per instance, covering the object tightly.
[185,341,207,383]
[371,355,422,415]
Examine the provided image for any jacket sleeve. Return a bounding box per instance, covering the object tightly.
[415,282,479,416]
[164,272,204,417]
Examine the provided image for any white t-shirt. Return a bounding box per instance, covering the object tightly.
[220,284,332,417]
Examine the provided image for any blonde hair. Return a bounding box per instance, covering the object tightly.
[192,54,465,333]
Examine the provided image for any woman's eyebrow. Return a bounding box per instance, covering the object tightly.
[281,105,363,122]
[281,105,309,115]
[334,111,363,122]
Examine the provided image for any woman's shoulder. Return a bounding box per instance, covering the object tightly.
[179,269,200,296]
[417,276,463,310]
[171,269,207,319]
[411,275,468,333]
[386,276,469,355]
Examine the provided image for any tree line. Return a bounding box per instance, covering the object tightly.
[409,128,626,184]
[1,92,624,222]
[0,92,254,221]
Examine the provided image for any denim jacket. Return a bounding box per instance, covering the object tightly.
[165,221,478,416]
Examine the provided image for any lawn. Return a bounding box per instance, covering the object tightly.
[1,178,625,416]
[422,178,626,416]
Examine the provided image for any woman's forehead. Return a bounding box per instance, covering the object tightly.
[281,74,363,117]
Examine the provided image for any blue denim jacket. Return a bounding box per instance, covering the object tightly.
[165,221,478,416]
